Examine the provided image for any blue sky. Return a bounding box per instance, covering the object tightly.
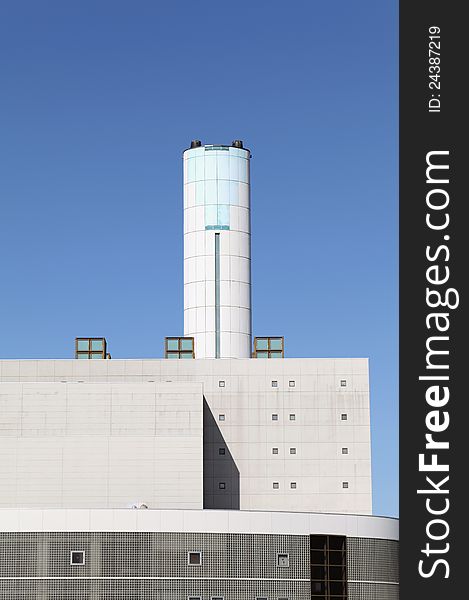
[0,1,398,516]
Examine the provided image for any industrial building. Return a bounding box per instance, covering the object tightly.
[0,141,398,599]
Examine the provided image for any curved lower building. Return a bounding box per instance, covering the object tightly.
[0,509,398,600]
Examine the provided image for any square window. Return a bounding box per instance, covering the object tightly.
[341,413,348,420]
[91,352,103,359]
[219,380,225,387]
[272,414,278,421]
[340,379,347,387]
[70,551,85,566]
[270,351,283,358]
[219,448,225,455]
[187,552,202,565]
[342,447,348,454]
[91,340,103,351]
[272,448,279,454]
[166,339,179,351]
[289,414,296,421]
[290,448,296,454]
[219,414,225,421]
[219,482,226,490]
[180,338,193,351]
[256,351,269,358]
[289,380,295,387]
[270,338,283,351]
[342,481,349,489]
[256,338,269,350]
[273,482,279,489]
[290,482,297,489]
[272,380,278,387]
[277,553,290,567]
[77,340,89,351]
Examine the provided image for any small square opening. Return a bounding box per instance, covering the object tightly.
[277,553,290,567]
[289,380,295,387]
[272,380,278,387]
[341,413,348,421]
[272,414,278,421]
[70,551,85,566]
[219,414,225,421]
[342,481,349,489]
[187,552,202,566]
[218,447,225,455]
[219,380,225,387]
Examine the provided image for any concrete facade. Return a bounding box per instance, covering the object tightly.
[0,380,203,510]
[0,357,371,514]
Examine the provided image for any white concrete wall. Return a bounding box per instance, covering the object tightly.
[0,380,203,509]
[0,508,398,540]
[0,358,371,515]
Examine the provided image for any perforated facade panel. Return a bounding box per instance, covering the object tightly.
[0,532,398,600]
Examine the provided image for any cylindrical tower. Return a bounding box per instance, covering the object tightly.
[183,140,252,358]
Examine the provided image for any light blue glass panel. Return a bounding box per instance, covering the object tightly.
[270,338,283,351]
[91,353,103,359]
[77,340,88,351]
[189,147,205,156]
[166,352,179,359]
[180,338,193,351]
[238,158,248,183]
[91,339,104,351]
[205,204,218,227]
[195,181,205,205]
[256,338,268,350]
[229,180,239,205]
[217,155,230,180]
[205,155,217,180]
[217,180,230,205]
[270,351,283,358]
[256,351,269,358]
[229,156,239,181]
[205,180,217,204]
[180,352,193,359]
[77,353,89,359]
[187,158,196,183]
[217,204,230,228]
[166,339,179,351]
[195,156,204,181]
